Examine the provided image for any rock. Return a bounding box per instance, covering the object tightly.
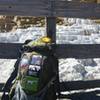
[78,59,97,66]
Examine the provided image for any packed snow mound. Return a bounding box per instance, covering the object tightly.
[0,18,100,82]
[0,60,16,82]
[0,27,45,43]
[78,59,97,66]
[59,58,86,81]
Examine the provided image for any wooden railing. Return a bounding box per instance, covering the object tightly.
[0,0,100,99]
[0,0,99,18]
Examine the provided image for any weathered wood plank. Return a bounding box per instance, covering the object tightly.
[0,0,50,16]
[46,17,56,43]
[0,0,49,7]
[54,2,100,18]
[60,80,100,91]
[1,43,100,59]
[0,43,23,59]
[56,44,100,58]
[0,0,99,18]
[1,79,100,92]
[0,0,46,3]
[59,90,100,99]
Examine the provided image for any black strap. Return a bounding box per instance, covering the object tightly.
[55,72,61,98]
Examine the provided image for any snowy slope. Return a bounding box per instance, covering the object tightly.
[0,18,100,83]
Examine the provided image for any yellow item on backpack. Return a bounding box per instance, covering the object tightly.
[40,37,51,43]
[25,37,51,47]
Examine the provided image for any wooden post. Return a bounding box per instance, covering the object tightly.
[46,17,56,43]
[46,0,56,43]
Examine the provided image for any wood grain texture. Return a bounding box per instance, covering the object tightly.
[46,17,56,43]
[54,1,100,18]
[0,43,23,59]
[60,79,100,91]
[0,0,99,18]
[0,43,100,59]
[1,79,100,92]
[0,0,50,16]
[56,44,100,58]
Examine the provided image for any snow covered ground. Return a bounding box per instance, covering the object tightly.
[0,18,100,83]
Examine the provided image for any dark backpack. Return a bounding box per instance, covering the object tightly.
[2,39,59,100]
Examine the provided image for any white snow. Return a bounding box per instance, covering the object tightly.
[0,18,100,84]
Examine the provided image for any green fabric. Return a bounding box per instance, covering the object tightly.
[21,76,39,94]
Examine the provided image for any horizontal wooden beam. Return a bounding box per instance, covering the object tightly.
[0,43,22,59]
[0,0,50,16]
[1,43,100,59]
[54,1,100,18]
[59,90,100,99]
[56,44,100,58]
[1,79,100,92]
[60,80,100,91]
[0,0,99,18]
